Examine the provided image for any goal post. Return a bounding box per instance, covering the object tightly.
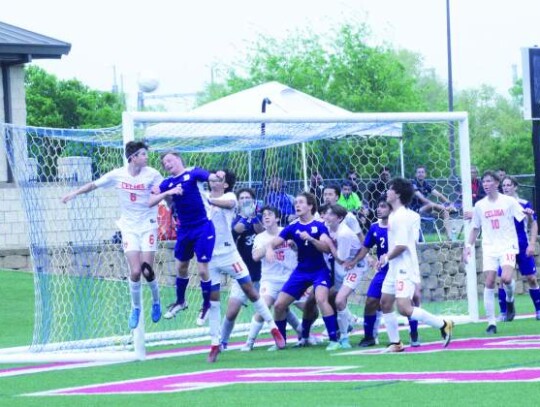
[1,111,477,362]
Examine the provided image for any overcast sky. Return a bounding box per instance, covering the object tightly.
[4,0,540,108]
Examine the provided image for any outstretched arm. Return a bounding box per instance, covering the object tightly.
[61,182,97,203]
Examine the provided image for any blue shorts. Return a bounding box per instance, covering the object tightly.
[174,220,215,263]
[366,269,389,299]
[281,267,331,300]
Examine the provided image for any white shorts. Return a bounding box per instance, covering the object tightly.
[381,267,415,299]
[483,252,517,272]
[335,266,364,291]
[229,280,260,305]
[122,228,158,253]
[209,251,250,285]
[259,280,286,302]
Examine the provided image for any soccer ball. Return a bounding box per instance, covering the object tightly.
[138,76,159,93]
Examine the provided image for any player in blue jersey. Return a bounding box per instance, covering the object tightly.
[149,151,224,326]
[345,199,421,347]
[498,176,540,320]
[266,192,340,350]
[219,188,264,349]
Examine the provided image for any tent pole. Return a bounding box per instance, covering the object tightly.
[301,142,308,192]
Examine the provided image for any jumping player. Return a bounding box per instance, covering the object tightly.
[62,141,163,330]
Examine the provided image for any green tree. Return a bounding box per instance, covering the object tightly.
[456,84,532,174]
[25,66,124,128]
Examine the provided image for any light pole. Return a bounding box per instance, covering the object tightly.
[446,0,457,180]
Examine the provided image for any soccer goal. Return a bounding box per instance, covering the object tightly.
[0,111,477,362]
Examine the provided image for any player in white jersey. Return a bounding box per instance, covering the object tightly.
[239,206,301,351]
[379,177,453,352]
[463,171,526,334]
[204,170,284,362]
[323,185,364,240]
[321,204,367,349]
[61,141,163,330]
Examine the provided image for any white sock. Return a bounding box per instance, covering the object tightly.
[286,310,301,335]
[373,310,383,338]
[382,312,400,343]
[411,307,444,329]
[247,316,264,343]
[337,309,350,340]
[253,298,274,325]
[129,279,142,309]
[504,280,515,302]
[484,287,496,325]
[209,301,221,346]
[220,317,235,344]
[147,279,160,304]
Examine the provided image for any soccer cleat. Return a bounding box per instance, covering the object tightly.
[163,302,188,319]
[207,345,220,363]
[270,327,286,349]
[293,338,310,348]
[497,313,507,322]
[358,337,377,347]
[128,308,141,330]
[339,338,352,349]
[240,341,254,352]
[220,342,228,351]
[196,305,210,326]
[326,341,341,351]
[267,345,279,352]
[486,324,497,334]
[536,310,540,321]
[440,319,454,347]
[506,301,516,322]
[151,303,161,323]
[410,332,421,348]
[383,342,405,353]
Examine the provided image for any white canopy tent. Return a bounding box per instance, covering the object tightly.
[142,81,404,188]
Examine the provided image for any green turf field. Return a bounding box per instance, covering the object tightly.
[1,269,539,407]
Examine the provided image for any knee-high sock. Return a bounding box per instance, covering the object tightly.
[200,279,211,308]
[363,314,377,339]
[286,310,302,335]
[504,279,515,302]
[373,310,383,338]
[498,287,507,313]
[252,298,274,325]
[209,301,221,346]
[301,318,315,339]
[129,279,142,309]
[337,310,350,340]
[530,288,540,311]
[323,314,338,342]
[220,317,235,345]
[148,279,160,304]
[408,316,419,336]
[246,316,264,343]
[383,312,400,343]
[176,277,189,304]
[410,307,444,329]
[275,319,287,342]
[484,287,496,325]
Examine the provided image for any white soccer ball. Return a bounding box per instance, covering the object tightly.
[138,76,159,93]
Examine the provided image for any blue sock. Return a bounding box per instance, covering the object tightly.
[530,288,540,311]
[323,314,338,342]
[276,319,287,342]
[363,314,376,338]
[408,317,418,337]
[176,277,189,304]
[301,318,315,339]
[200,280,211,308]
[498,287,507,313]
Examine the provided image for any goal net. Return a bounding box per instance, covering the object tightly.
[1,111,477,362]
